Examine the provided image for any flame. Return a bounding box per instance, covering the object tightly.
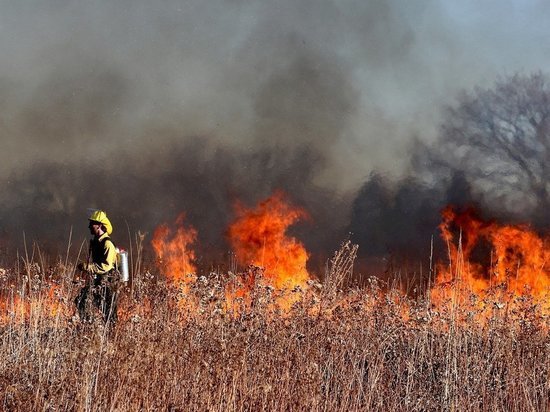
[0,284,68,325]
[149,193,310,314]
[431,206,550,320]
[151,213,197,287]
[2,201,548,328]
[228,192,310,289]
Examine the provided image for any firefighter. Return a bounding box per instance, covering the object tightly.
[75,210,119,324]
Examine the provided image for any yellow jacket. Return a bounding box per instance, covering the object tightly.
[85,233,117,275]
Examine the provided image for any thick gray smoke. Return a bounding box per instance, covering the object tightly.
[1,1,549,271]
[349,172,476,274]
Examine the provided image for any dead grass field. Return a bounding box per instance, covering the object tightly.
[0,247,548,412]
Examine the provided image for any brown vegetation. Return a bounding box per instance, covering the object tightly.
[0,242,548,412]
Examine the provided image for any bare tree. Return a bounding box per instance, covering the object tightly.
[415,72,550,225]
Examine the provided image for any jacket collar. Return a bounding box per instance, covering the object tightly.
[97,232,110,242]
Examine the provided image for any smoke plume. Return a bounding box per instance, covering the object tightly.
[1,1,549,273]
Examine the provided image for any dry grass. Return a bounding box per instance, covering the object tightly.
[0,245,548,411]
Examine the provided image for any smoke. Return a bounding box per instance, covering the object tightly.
[349,172,477,271]
[0,135,349,266]
[1,1,550,270]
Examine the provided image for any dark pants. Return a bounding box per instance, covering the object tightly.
[75,274,118,324]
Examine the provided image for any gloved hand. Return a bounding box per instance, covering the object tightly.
[77,262,89,272]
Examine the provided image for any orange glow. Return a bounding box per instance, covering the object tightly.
[0,284,68,325]
[431,206,550,320]
[151,213,197,285]
[228,192,310,289]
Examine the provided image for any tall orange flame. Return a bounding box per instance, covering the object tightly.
[432,206,550,319]
[227,191,310,291]
[151,213,197,285]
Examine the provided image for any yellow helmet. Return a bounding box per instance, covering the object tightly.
[88,210,113,235]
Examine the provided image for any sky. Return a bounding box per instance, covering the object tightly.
[1,0,549,258]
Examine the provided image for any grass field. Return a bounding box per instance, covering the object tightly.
[0,240,548,412]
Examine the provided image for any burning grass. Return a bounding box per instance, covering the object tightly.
[0,247,548,411]
[1,196,549,410]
